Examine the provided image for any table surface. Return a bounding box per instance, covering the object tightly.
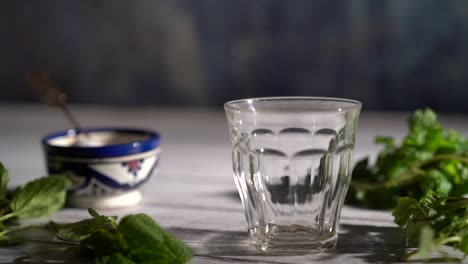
[0,104,467,264]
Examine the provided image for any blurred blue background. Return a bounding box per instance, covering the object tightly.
[1,1,468,113]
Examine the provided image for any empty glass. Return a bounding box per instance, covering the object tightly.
[224,97,361,254]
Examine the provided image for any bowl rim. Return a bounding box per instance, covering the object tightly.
[42,127,160,158]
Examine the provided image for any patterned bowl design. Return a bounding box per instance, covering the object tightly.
[42,128,160,203]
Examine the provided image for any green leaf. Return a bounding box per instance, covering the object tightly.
[0,201,8,220]
[0,198,9,210]
[95,253,135,264]
[56,229,83,242]
[424,169,452,195]
[351,158,371,181]
[0,198,10,230]
[405,226,435,261]
[0,163,9,199]
[8,175,70,220]
[0,233,24,246]
[81,229,126,257]
[408,108,437,131]
[88,208,100,218]
[405,221,425,247]
[393,197,419,228]
[118,214,192,264]
[53,214,118,242]
[375,136,395,153]
[460,233,468,254]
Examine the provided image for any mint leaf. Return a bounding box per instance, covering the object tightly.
[405,220,425,248]
[404,226,435,261]
[460,233,468,254]
[393,196,426,246]
[393,197,418,228]
[0,163,9,199]
[0,199,9,209]
[8,175,70,220]
[0,198,10,230]
[118,214,192,264]
[81,229,126,257]
[0,233,24,246]
[95,253,135,264]
[52,211,118,242]
[409,108,437,131]
[88,208,100,218]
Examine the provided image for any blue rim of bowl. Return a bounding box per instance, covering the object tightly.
[42,128,160,158]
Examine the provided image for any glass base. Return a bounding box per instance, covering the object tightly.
[249,224,337,254]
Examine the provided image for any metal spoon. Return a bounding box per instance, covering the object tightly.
[26,71,90,145]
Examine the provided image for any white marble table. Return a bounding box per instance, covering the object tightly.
[0,104,467,263]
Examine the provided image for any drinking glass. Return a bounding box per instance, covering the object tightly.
[224,97,361,254]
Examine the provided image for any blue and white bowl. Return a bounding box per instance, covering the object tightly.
[42,128,160,208]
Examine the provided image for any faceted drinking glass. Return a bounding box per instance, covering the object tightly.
[224,97,361,254]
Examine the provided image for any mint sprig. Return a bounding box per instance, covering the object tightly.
[0,163,9,199]
[347,109,468,261]
[347,108,468,209]
[49,209,192,263]
[6,175,71,221]
[0,167,70,230]
[393,192,468,261]
[0,163,192,263]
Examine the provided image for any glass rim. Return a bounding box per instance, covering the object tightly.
[224,96,362,112]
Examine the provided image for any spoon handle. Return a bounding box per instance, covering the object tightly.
[60,99,84,133]
[26,71,84,133]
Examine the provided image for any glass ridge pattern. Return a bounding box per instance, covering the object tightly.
[225,97,361,253]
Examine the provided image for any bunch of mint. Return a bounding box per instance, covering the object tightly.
[347,108,468,209]
[48,209,192,264]
[393,192,468,261]
[0,163,192,264]
[346,109,468,261]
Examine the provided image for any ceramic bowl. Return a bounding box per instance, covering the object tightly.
[42,128,160,208]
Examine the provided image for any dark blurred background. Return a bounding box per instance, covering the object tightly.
[1,1,468,113]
